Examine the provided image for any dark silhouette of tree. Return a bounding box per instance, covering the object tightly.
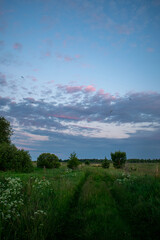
[0,116,13,144]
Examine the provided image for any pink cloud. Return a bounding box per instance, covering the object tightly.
[97,89,117,100]
[97,89,105,95]
[13,42,22,50]
[56,53,62,59]
[56,53,80,62]
[17,146,37,151]
[66,85,84,93]
[53,114,80,120]
[32,77,37,82]
[57,84,84,93]
[45,51,51,57]
[84,85,96,92]
[27,75,38,82]
[64,56,74,62]
[47,80,54,84]
[24,97,35,102]
[75,54,81,59]
[147,48,154,52]
[57,84,97,94]
[20,132,49,141]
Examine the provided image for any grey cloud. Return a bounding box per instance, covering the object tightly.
[1,91,160,129]
[1,92,160,160]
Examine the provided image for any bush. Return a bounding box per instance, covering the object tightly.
[85,160,90,165]
[14,149,33,172]
[37,153,60,169]
[67,152,80,169]
[111,151,126,168]
[0,143,33,172]
[102,157,110,168]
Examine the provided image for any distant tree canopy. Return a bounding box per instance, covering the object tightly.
[102,157,110,168]
[37,153,60,169]
[0,143,33,172]
[85,160,90,165]
[0,116,13,144]
[0,116,33,172]
[67,152,80,169]
[111,151,127,168]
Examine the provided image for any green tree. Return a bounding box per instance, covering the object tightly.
[102,157,110,168]
[0,143,33,172]
[37,153,60,168]
[67,152,80,169]
[111,151,127,168]
[85,160,90,165]
[0,116,13,144]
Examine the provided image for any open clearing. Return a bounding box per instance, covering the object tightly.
[0,163,160,240]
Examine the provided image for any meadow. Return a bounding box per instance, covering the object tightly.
[0,163,160,240]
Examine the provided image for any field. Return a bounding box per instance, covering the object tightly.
[0,163,160,240]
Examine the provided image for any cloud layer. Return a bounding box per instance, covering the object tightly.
[0,86,160,159]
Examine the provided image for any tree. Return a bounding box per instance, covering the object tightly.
[0,143,33,172]
[37,153,60,168]
[102,157,110,168]
[111,151,127,168]
[85,160,90,165]
[67,152,80,169]
[0,116,13,144]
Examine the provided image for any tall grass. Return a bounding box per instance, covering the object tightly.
[0,167,85,240]
[0,164,160,240]
[111,174,160,240]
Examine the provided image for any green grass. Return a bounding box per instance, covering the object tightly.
[0,164,160,240]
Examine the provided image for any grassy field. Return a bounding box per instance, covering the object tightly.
[0,163,160,240]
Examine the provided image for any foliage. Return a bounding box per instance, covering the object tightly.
[67,152,80,169]
[0,165,160,240]
[0,116,13,144]
[0,177,24,221]
[102,157,110,168]
[37,153,60,169]
[85,160,90,165]
[111,151,127,168]
[0,143,33,172]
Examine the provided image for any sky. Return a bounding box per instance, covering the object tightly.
[0,0,160,160]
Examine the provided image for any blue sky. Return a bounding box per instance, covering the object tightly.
[0,0,160,160]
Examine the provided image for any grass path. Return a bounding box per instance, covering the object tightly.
[54,170,90,240]
[56,169,133,240]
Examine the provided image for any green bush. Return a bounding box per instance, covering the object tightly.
[37,153,60,169]
[14,149,33,172]
[67,152,80,169]
[0,143,33,172]
[85,160,90,165]
[102,157,110,168]
[111,151,126,168]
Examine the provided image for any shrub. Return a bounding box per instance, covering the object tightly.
[102,157,110,168]
[111,151,126,168]
[85,160,90,165]
[37,153,60,169]
[0,143,33,172]
[14,149,33,172]
[67,152,80,169]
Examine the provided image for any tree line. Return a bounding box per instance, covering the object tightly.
[1,116,158,173]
